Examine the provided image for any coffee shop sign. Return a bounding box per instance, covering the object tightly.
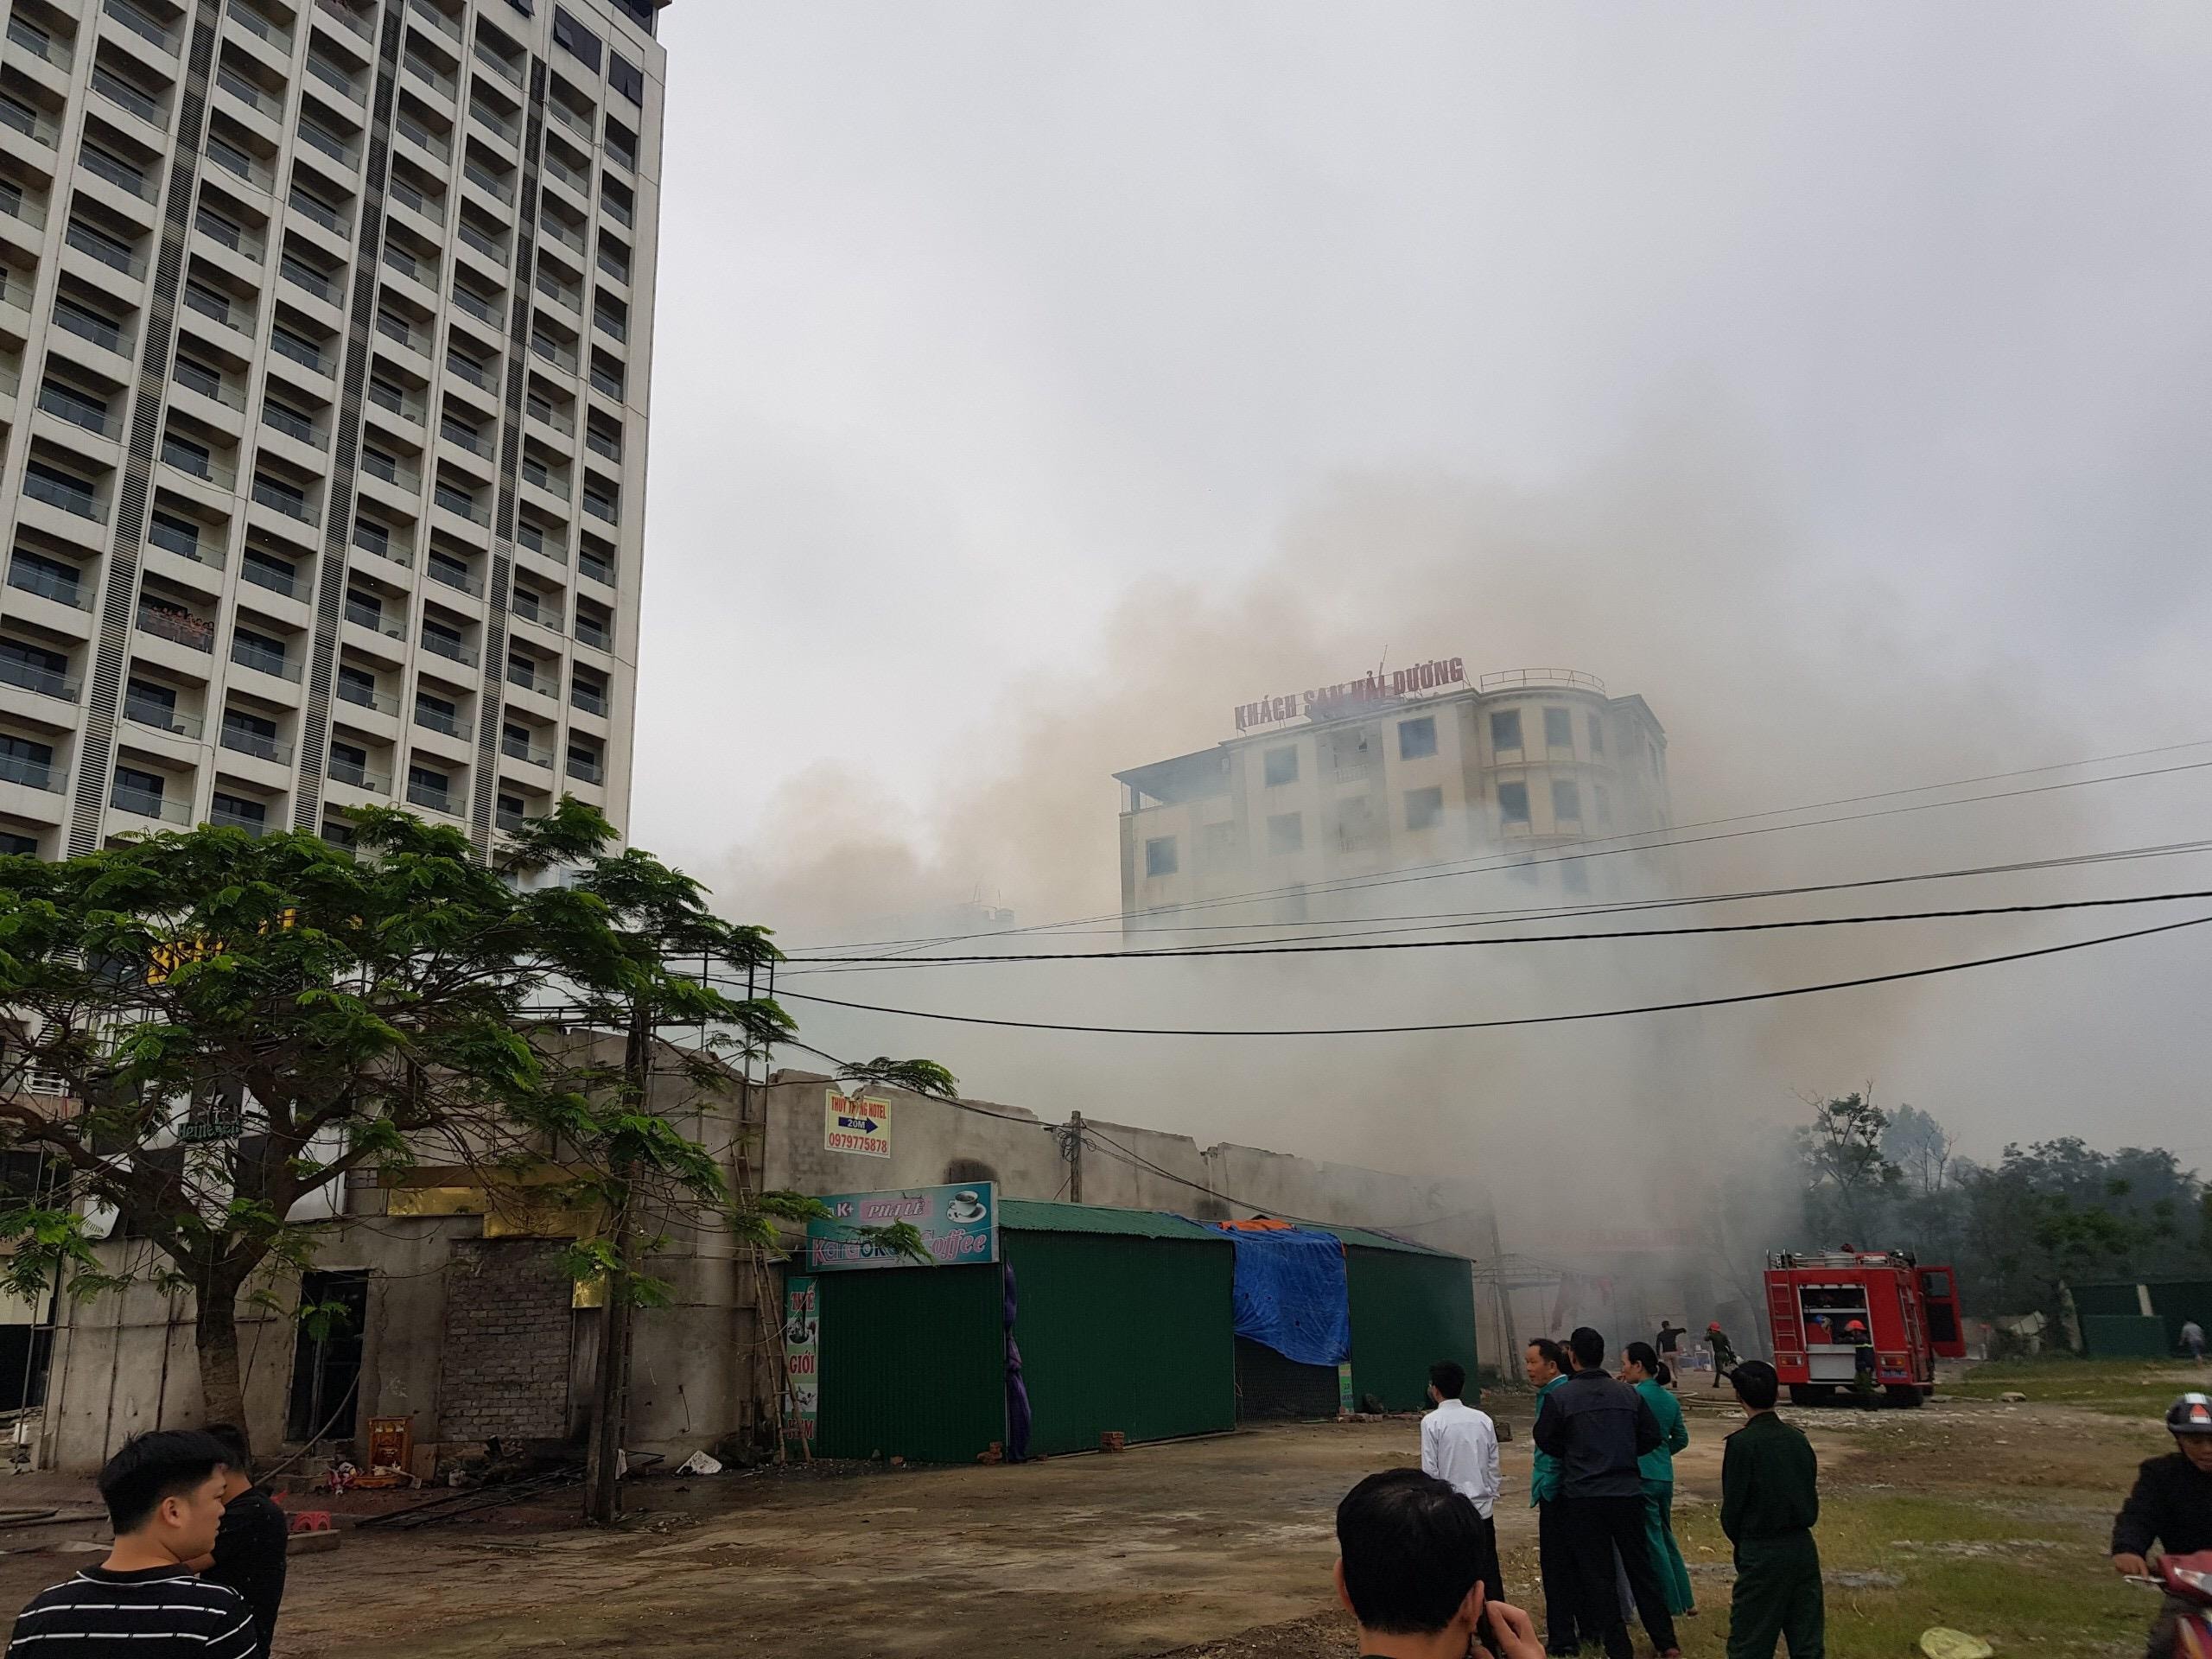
[1233,657,1465,733]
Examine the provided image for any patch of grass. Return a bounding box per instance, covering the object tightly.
[1669,1491,2150,1659]
[1952,1358,2209,1417]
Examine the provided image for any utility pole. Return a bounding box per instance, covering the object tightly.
[1066,1111,1084,1204]
[1484,1208,1521,1382]
[587,998,651,1525]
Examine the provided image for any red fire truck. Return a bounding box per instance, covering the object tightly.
[1764,1250,1967,1406]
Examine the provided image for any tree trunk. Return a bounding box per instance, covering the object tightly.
[194,1263,251,1450]
[585,1231,632,1525]
[586,998,653,1524]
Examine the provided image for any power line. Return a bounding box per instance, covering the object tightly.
[1077,1125,1377,1231]
[789,838,2212,953]
[766,1038,1052,1133]
[772,912,2212,1038]
[781,738,2212,957]
[785,886,2212,968]
[987,839,2212,945]
[1078,1125,1501,1238]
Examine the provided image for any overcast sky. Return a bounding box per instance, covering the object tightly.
[618,4,2212,1164]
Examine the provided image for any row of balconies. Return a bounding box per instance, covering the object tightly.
[0,10,649,448]
[0,652,613,854]
[0,295,632,598]
[3,317,626,583]
[0,543,617,731]
[3,136,639,441]
[5,407,624,628]
[1,0,645,218]
[81,735,587,845]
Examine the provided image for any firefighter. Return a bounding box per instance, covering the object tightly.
[1721,1361,1825,1659]
[1843,1318,1876,1399]
[1708,1322,1739,1389]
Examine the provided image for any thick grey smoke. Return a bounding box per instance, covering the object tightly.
[629,3,2212,1236]
[704,416,2212,1232]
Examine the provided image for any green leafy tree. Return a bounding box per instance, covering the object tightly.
[493,802,954,1521]
[0,810,567,1443]
[1794,1089,1904,1246]
[1952,1138,2211,1323]
[0,802,952,1491]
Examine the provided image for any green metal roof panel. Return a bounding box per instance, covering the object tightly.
[1322,1224,1468,1260]
[997,1199,1226,1242]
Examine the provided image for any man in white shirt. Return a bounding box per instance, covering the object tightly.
[1421,1360,1505,1607]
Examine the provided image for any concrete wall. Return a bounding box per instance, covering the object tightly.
[37,1048,1516,1471]
[36,1032,772,1473]
[41,1213,470,1473]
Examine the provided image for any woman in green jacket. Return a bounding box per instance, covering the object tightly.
[1624,1341,1696,1617]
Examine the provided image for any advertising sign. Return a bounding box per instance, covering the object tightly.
[1231,655,1465,733]
[823,1090,892,1159]
[806,1182,1000,1272]
[784,1274,819,1438]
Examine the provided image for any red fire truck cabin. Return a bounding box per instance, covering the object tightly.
[1764,1251,1967,1406]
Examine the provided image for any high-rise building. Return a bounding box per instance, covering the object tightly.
[1116,664,1672,922]
[0,0,668,858]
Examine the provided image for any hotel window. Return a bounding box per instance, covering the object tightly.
[1267,811,1303,855]
[1262,746,1298,787]
[1544,707,1573,749]
[1397,716,1436,760]
[1490,709,1522,752]
[1404,786,1444,832]
[1143,836,1178,878]
[1497,781,1530,824]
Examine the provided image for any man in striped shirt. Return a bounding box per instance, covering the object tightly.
[7,1429,257,1657]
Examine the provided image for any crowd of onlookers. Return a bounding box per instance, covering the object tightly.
[1400,1325,1824,1659]
[18,1338,2211,1659]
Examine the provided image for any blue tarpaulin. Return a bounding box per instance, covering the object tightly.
[1214,1226,1350,1366]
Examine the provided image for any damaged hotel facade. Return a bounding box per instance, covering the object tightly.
[1117,661,1674,923]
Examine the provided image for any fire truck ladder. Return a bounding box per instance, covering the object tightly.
[1765,1274,1802,1354]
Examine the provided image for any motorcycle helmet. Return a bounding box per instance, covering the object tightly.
[2170,1394,2212,1436]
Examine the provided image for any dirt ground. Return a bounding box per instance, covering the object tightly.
[0,1378,2181,1658]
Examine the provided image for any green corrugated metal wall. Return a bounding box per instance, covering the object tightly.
[2069,1282,2144,1319]
[1005,1230,1236,1454]
[813,1263,1003,1464]
[2082,1313,2171,1359]
[2071,1281,2212,1354]
[1346,1247,1478,1412]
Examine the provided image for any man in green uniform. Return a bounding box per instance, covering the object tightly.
[1525,1338,1580,1656]
[1720,1360,1824,1659]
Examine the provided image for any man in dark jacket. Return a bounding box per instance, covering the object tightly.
[191,1426,288,1659]
[1533,1326,1678,1659]
[1720,1361,1823,1659]
[2111,1392,2212,1659]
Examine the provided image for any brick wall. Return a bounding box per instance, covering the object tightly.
[437,1240,575,1444]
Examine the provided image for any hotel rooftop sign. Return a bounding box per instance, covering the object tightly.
[1232,656,1465,733]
